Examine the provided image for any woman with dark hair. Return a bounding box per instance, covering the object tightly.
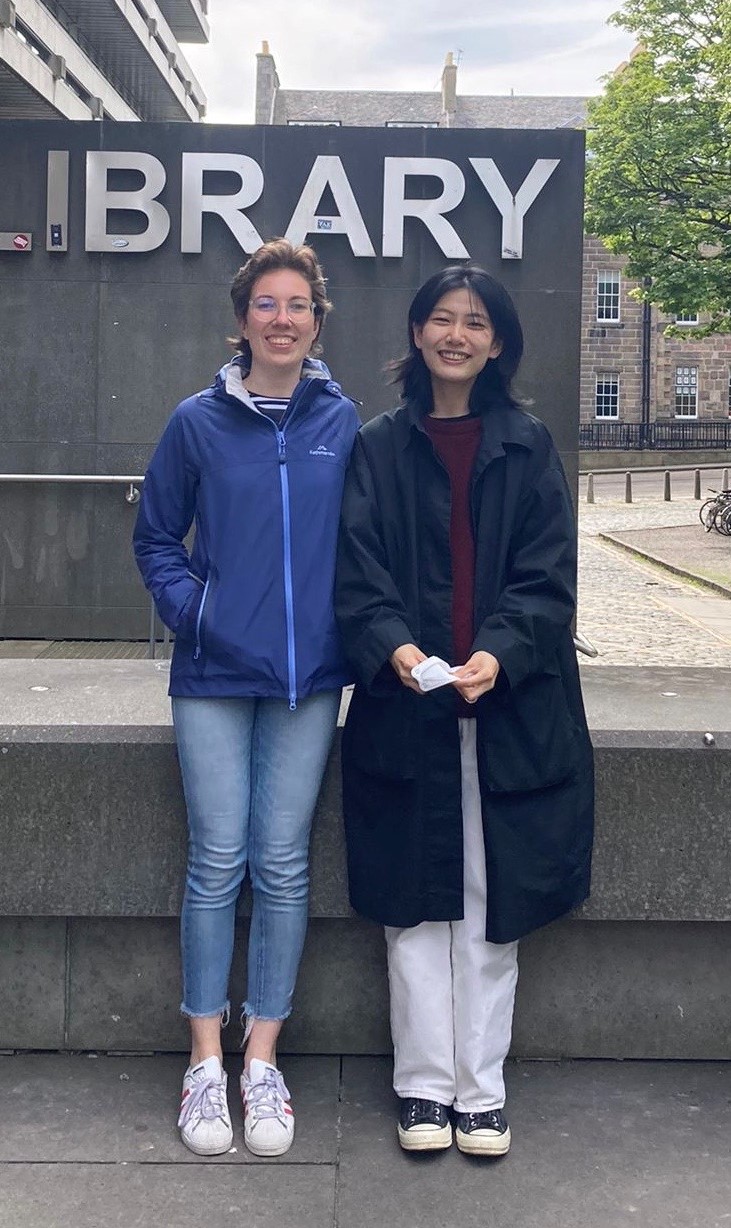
[134,239,359,1158]
[335,264,593,1156]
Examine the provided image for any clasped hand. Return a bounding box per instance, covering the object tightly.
[389,645,500,701]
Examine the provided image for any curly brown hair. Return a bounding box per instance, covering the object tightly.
[229,238,332,361]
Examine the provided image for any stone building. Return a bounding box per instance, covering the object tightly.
[581,237,731,447]
[256,44,731,448]
[0,0,207,121]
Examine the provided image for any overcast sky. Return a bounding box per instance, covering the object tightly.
[184,1,636,123]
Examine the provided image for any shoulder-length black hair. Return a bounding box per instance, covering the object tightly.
[389,264,524,412]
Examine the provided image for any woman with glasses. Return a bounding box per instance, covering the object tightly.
[335,264,593,1157]
[134,239,359,1158]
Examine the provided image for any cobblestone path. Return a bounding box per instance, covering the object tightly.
[578,500,731,668]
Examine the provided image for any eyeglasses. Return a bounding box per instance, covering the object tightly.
[249,296,315,321]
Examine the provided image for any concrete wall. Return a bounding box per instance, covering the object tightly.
[580,450,731,472]
[0,120,585,640]
[1,725,729,1058]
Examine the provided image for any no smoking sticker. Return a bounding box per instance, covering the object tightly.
[0,232,32,251]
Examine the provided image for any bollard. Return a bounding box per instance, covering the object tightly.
[663,470,671,501]
[587,472,594,504]
[723,468,729,492]
[625,471,632,504]
[694,469,701,500]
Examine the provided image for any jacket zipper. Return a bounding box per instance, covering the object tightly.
[272,380,325,710]
[193,577,210,662]
[277,430,298,710]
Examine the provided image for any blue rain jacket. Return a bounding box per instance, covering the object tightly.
[134,357,360,703]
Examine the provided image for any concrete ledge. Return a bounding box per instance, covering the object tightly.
[0,730,347,918]
[0,730,728,922]
[1,661,730,1057]
[580,449,731,472]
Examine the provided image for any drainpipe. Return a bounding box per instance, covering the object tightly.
[641,277,652,448]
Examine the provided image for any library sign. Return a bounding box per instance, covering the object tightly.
[1,124,584,266]
[49,150,558,260]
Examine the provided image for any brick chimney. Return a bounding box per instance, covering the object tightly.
[255,40,279,124]
[441,51,457,126]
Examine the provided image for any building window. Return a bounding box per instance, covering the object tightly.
[596,270,620,322]
[674,312,699,325]
[287,120,341,126]
[385,121,439,128]
[595,373,619,419]
[674,366,698,417]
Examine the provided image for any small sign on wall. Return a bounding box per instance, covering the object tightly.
[0,232,32,251]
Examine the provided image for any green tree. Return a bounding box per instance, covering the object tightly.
[585,0,731,335]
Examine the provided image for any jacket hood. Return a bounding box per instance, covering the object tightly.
[210,355,337,415]
[214,354,332,390]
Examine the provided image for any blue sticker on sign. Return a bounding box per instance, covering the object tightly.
[317,218,332,231]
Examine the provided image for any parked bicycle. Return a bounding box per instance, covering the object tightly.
[699,489,731,536]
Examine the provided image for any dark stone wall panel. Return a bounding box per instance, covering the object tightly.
[0,735,349,918]
[580,747,731,921]
[0,282,100,444]
[515,920,731,1059]
[95,282,234,448]
[0,484,96,639]
[66,915,388,1054]
[0,918,66,1049]
[0,120,583,639]
[57,916,731,1057]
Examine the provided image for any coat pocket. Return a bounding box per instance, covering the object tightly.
[482,667,580,793]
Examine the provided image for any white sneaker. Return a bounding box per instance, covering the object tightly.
[241,1058,295,1156]
[178,1055,233,1156]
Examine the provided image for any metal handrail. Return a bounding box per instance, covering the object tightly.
[573,631,599,659]
[0,473,144,480]
[0,473,144,504]
[0,471,167,654]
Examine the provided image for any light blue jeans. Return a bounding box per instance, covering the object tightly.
[172,691,340,1022]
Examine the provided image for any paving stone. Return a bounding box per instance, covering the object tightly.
[0,918,66,1049]
[336,1057,731,1228]
[0,1164,335,1228]
[0,1053,340,1165]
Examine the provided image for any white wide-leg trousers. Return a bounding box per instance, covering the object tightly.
[385,719,519,1112]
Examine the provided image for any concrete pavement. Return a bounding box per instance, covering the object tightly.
[0,1054,729,1228]
[577,498,731,666]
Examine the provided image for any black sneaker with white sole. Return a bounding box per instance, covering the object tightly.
[397,1098,452,1151]
[455,1108,511,1156]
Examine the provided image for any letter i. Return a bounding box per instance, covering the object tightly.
[47,150,70,252]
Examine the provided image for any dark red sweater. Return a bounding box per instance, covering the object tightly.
[423,413,481,672]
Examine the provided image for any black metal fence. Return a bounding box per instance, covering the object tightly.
[580,421,731,450]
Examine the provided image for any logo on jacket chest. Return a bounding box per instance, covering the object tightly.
[309,444,337,458]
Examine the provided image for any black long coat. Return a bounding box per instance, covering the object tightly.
[334,399,594,944]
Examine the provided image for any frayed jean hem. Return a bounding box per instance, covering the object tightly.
[241,1004,292,1027]
[180,1001,230,1025]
